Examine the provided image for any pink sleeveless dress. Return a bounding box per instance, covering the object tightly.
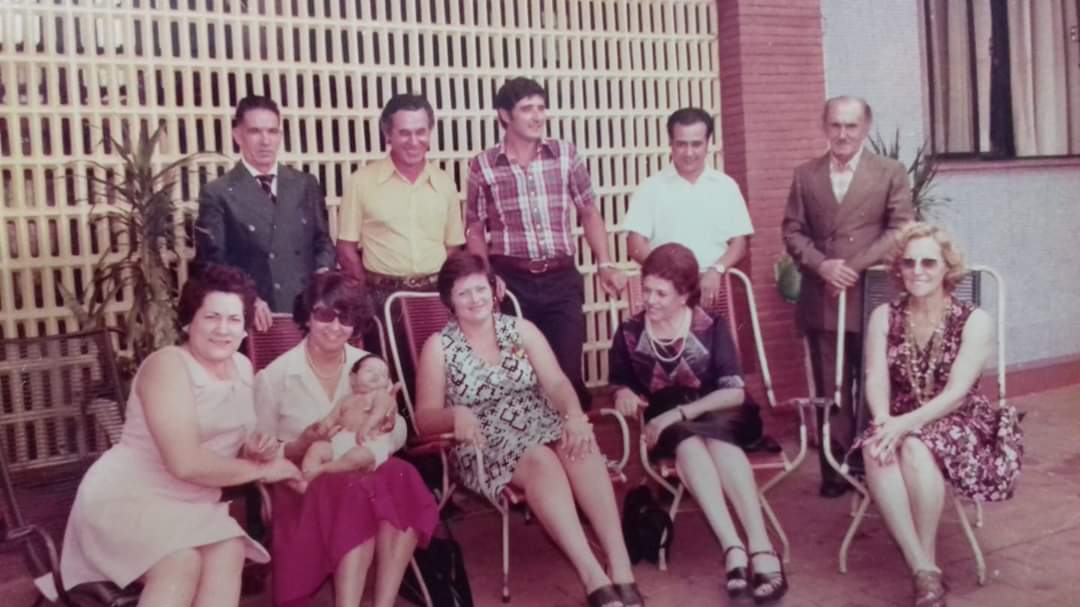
[57,346,269,590]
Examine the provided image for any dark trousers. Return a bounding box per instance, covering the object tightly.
[806,330,864,484]
[494,264,591,409]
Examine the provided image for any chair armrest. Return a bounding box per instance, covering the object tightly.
[587,408,631,474]
[406,433,457,456]
[5,523,68,604]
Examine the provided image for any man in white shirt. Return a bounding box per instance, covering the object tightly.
[622,107,754,304]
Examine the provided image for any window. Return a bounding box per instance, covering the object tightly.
[924,0,1080,158]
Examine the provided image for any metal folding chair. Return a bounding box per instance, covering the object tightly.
[607,269,813,568]
[384,290,630,602]
[823,265,1005,584]
[0,330,140,606]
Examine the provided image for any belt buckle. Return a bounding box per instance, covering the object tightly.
[526,259,550,274]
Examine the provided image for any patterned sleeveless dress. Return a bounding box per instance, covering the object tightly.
[441,314,563,501]
[868,296,1023,501]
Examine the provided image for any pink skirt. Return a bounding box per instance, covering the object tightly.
[268,457,438,605]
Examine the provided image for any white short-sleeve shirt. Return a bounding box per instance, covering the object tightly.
[621,165,754,268]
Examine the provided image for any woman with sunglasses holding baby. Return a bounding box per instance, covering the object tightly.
[856,223,1022,607]
[253,271,438,607]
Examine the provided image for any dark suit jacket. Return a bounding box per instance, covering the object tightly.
[194,163,336,312]
[781,150,913,333]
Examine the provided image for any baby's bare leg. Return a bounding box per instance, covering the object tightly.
[302,440,334,480]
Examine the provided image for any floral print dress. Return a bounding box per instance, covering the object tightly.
[441,314,563,501]
[874,296,1023,501]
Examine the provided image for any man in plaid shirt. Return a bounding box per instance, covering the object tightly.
[465,77,625,408]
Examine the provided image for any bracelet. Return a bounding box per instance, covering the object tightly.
[598,261,617,270]
[678,406,688,422]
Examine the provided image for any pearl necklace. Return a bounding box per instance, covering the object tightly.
[305,343,345,380]
[644,308,691,363]
[903,298,951,404]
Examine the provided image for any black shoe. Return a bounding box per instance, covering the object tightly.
[819,481,851,498]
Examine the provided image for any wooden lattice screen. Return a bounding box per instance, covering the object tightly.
[0,0,721,388]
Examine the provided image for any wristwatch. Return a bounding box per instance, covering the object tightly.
[599,262,618,270]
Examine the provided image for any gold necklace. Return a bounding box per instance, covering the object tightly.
[903,298,951,404]
[304,343,345,380]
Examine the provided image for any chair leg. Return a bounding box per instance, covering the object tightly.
[501,508,511,603]
[954,499,986,585]
[659,485,685,572]
[839,494,872,574]
[974,499,984,528]
[409,557,433,607]
[758,492,790,564]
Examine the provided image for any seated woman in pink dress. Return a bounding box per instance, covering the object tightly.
[254,271,438,607]
[858,223,1023,607]
[57,265,303,606]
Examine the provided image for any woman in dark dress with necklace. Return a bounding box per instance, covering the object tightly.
[609,243,787,604]
[857,223,1022,607]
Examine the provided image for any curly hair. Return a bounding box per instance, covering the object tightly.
[292,271,371,339]
[888,222,967,292]
[177,264,259,336]
[641,243,702,308]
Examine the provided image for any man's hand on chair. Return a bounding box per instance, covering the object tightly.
[253,298,274,332]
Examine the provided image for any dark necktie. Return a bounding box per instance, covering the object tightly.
[255,173,276,204]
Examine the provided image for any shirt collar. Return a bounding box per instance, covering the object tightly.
[660,163,721,184]
[375,156,430,186]
[241,158,278,179]
[829,146,864,173]
[494,138,558,165]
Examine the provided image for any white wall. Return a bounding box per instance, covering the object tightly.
[820,0,1080,366]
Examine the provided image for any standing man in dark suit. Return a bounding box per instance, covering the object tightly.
[782,96,914,497]
[195,95,336,331]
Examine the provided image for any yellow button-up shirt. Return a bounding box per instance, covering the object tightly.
[338,157,466,276]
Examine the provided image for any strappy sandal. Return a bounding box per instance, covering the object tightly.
[724,545,749,598]
[913,569,947,607]
[586,584,625,607]
[749,549,788,604]
[613,582,645,607]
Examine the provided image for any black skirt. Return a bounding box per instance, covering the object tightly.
[645,387,764,460]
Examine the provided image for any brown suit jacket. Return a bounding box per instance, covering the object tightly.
[781,150,913,333]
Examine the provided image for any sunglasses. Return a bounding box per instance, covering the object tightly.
[900,257,942,271]
[311,306,355,327]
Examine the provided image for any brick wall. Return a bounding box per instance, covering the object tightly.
[716,0,827,402]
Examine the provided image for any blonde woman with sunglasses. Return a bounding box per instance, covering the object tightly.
[856,223,1023,607]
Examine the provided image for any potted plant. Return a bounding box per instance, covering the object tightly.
[60,122,206,376]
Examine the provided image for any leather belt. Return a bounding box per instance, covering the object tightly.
[364,270,438,291]
[489,255,576,275]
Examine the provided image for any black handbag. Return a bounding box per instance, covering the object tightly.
[621,485,674,565]
[399,520,474,607]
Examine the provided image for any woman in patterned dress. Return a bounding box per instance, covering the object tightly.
[859,223,1022,607]
[609,243,786,604]
[414,252,643,607]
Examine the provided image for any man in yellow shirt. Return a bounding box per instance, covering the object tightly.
[337,94,466,321]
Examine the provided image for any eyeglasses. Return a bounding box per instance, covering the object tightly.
[900,257,942,271]
[311,306,355,327]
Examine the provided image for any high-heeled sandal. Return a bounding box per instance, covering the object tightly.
[724,545,749,598]
[613,582,645,607]
[913,569,947,607]
[586,584,625,607]
[749,549,788,604]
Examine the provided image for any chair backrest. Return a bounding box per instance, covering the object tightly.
[842,265,1006,409]
[384,290,523,425]
[609,269,777,407]
[246,313,384,372]
[0,330,126,542]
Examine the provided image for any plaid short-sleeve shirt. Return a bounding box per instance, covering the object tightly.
[465,138,596,259]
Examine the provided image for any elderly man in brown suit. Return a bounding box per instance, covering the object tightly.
[782,96,914,497]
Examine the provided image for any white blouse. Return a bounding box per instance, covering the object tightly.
[253,339,407,468]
